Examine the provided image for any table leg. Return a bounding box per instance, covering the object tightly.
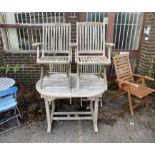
[93,98,99,133]
[44,99,51,133]
[51,100,55,128]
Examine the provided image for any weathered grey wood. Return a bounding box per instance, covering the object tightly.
[44,99,51,133]
[50,100,55,128]
[76,22,115,89]
[93,98,99,133]
[40,65,44,89]
[36,74,106,133]
[53,117,92,120]
[36,74,106,98]
[34,23,72,89]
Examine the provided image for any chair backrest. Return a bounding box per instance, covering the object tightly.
[77,22,105,55]
[42,23,71,54]
[113,55,134,82]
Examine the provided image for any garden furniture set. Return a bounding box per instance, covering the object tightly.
[0,22,155,134]
[34,22,114,133]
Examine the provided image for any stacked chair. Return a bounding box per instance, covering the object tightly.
[0,86,21,134]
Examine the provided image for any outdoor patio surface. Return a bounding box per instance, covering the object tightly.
[0,91,155,143]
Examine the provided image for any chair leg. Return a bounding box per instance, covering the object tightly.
[144,96,149,108]
[40,65,44,89]
[127,92,134,116]
[99,96,103,107]
[14,107,21,127]
[16,106,22,118]
[0,107,21,135]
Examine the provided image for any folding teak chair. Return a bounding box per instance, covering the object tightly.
[112,55,155,116]
[76,22,114,89]
[33,23,72,88]
[0,86,21,134]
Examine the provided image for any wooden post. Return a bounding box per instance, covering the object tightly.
[106,13,116,80]
[64,12,68,23]
[107,12,116,42]
[77,12,84,22]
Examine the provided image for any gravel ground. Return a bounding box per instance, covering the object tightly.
[0,91,155,143]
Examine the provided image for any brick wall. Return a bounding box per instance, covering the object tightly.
[3,52,40,86]
[138,13,155,77]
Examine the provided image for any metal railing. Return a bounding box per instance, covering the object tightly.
[113,12,144,50]
[2,12,65,51]
[84,12,108,22]
[84,12,144,50]
[0,12,144,52]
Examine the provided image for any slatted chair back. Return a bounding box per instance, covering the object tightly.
[113,55,134,84]
[76,22,106,55]
[42,23,71,54]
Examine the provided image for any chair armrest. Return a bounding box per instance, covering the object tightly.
[32,43,43,61]
[32,42,43,47]
[116,79,139,88]
[69,43,78,62]
[69,43,78,47]
[105,43,115,63]
[105,43,115,47]
[133,74,154,81]
[0,86,18,97]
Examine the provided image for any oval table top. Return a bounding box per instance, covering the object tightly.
[0,78,15,91]
[36,74,107,99]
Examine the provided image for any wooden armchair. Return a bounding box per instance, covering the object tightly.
[75,22,114,89]
[112,55,155,116]
[33,23,72,88]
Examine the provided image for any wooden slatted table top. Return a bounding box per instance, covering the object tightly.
[36,74,106,98]
[0,78,15,91]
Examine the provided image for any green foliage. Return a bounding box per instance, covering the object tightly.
[5,64,11,76]
[145,56,155,88]
[13,64,21,74]
[0,64,22,77]
[111,51,119,57]
[146,56,155,78]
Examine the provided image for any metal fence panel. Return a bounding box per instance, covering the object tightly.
[3,12,65,51]
[113,12,144,50]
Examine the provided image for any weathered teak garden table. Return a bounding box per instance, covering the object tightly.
[36,73,107,133]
